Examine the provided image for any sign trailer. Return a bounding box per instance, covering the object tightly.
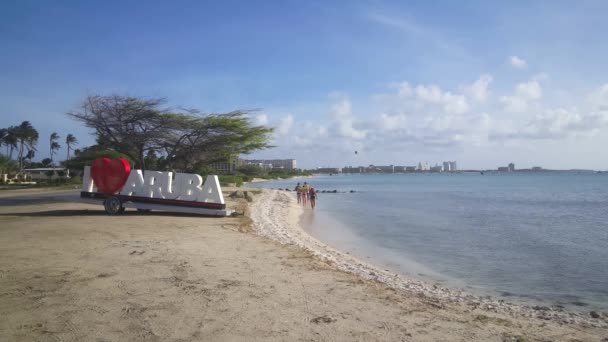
[80,158,232,216]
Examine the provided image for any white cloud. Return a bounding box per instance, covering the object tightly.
[516,80,542,100]
[491,85,608,141]
[317,125,328,137]
[509,56,527,69]
[415,84,443,103]
[415,84,469,114]
[330,97,367,139]
[378,113,407,130]
[490,107,608,141]
[276,114,294,136]
[293,136,312,147]
[266,75,608,168]
[443,93,469,114]
[588,84,608,111]
[500,95,528,112]
[500,79,543,112]
[397,81,412,98]
[254,114,268,125]
[469,74,493,102]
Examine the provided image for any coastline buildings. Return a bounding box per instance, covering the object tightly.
[243,159,297,170]
[338,160,459,173]
[315,167,342,174]
[497,162,516,172]
[417,162,430,171]
[210,158,297,173]
[442,161,457,172]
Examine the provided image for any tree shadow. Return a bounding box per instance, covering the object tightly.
[0,209,228,218]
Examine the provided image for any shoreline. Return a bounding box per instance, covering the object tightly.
[1,187,606,340]
[250,189,607,329]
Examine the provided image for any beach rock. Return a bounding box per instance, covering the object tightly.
[532,305,551,311]
[311,315,336,324]
[230,191,245,199]
[244,191,254,202]
[590,311,600,318]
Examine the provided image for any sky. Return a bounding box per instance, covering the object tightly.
[1,0,608,170]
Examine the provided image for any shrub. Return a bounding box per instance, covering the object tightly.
[218,175,243,187]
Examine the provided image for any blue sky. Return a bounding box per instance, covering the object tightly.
[2,1,608,169]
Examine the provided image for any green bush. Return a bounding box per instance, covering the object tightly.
[218,175,243,187]
[68,176,82,185]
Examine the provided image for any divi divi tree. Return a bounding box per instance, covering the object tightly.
[68,95,273,171]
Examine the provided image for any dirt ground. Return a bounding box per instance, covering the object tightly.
[0,189,606,341]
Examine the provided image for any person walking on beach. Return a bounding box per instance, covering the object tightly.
[295,182,302,204]
[301,182,309,206]
[309,187,317,209]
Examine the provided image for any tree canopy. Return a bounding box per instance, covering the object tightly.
[68,95,274,171]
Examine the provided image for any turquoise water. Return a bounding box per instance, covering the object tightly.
[252,173,608,310]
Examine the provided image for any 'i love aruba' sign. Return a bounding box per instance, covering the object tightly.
[82,158,224,204]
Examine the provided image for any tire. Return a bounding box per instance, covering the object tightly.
[103,196,123,215]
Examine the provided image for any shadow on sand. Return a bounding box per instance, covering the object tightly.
[0,209,227,218]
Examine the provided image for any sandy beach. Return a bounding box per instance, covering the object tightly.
[0,188,606,341]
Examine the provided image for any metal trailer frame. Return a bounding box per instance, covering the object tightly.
[80,191,233,217]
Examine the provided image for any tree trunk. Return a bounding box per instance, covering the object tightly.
[18,142,24,170]
[139,148,145,170]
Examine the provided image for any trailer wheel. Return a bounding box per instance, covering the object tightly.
[103,196,123,215]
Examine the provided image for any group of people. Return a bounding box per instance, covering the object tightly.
[295,182,317,209]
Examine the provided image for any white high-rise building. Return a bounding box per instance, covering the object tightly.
[449,161,457,171]
[443,161,450,172]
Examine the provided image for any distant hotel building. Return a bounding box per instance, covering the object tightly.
[242,159,297,170]
[442,161,457,172]
[417,162,430,171]
[210,158,297,173]
[209,158,242,173]
[498,162,516,172]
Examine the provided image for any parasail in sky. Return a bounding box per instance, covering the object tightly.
[354,150,358,155]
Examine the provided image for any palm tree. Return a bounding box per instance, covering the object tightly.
[65,133,78,161]
[15,121,39,170]
[24,149,35,168]
[49,132,60,166]
[0,126,17,159]
[0,128,7,156]
[2,127,18,159]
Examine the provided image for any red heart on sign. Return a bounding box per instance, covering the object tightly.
[90,157,131,195]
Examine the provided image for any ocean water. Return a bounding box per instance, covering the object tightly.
[252,173,608,310]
